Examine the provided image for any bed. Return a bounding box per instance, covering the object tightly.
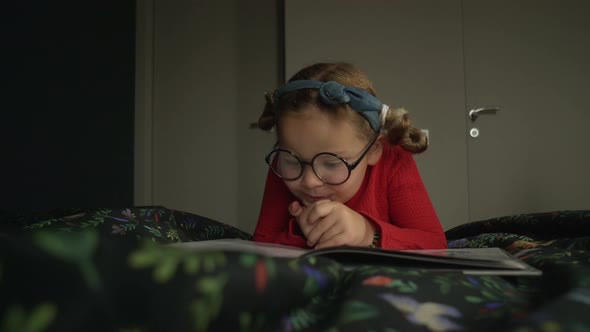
[1,207,589,331]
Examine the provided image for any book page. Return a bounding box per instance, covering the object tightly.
[401,248,512,261]
[169,240,541,276]
[168,238,307,258]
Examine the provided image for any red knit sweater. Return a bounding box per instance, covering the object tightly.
[253,143,447,250]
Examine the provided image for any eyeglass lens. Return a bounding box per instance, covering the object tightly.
[268,151,350,184]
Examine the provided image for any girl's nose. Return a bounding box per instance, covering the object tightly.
[299,165,323,188]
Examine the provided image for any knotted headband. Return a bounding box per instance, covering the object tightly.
[273,80,387,133]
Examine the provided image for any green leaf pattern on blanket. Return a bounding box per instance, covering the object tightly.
[336,301,379,325]
[239,311,267,332]
[16,207,252,243]
[33,230,101,291]
[1,208,590,331]
[1,303,57,332]
[129,242,228,283]
[192,275,229,332]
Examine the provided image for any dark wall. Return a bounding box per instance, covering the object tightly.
[3,2,136,208]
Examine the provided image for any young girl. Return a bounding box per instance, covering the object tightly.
[253,62,447,250]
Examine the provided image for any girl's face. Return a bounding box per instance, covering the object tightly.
[277,107,382,207]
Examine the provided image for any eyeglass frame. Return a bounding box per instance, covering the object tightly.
[264,133,380,185]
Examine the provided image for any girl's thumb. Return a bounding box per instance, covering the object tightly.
[289,201,303,217]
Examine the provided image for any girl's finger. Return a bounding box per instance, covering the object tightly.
[306,214,338,247]
[306,200,335,225]
[288,201,303,217]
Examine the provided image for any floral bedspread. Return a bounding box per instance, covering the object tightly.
[1,207,589,332]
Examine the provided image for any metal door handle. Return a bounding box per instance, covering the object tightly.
[469,107,500,121]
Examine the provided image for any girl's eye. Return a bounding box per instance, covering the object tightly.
[280,155,300,167]
[285,159,300,166]
[321,161,343,169]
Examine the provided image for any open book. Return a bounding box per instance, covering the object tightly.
[169,238,542,276]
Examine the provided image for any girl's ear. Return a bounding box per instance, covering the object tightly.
[367,134,385,166]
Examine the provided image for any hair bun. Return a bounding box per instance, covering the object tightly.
[402,127,428,153]
[383,107,428,154]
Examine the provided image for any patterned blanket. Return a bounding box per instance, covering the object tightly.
[1,207,589,332]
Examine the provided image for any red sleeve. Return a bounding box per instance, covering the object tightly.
[363,149,447,250]
[254,148,446,250]
[253,169,309,248]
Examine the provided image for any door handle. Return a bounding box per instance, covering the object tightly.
[469,107,500,121]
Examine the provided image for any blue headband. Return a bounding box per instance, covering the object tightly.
[273,80,383,133]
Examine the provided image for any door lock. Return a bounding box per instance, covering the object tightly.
[470,128,480,138]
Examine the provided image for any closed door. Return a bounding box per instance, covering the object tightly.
[285,0,590,229]
[463,0,590,221]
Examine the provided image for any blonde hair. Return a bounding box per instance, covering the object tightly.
[254,62,428,154]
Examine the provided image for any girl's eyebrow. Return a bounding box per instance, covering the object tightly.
[282,147,353,159]
[331,150,352,158]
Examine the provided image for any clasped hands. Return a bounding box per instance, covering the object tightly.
[289,199,376,249]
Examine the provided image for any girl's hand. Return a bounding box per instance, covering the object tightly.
[289,200,376,249]
[288,200,327,238]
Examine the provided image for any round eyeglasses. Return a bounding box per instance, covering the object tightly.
[265,134,379,185]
